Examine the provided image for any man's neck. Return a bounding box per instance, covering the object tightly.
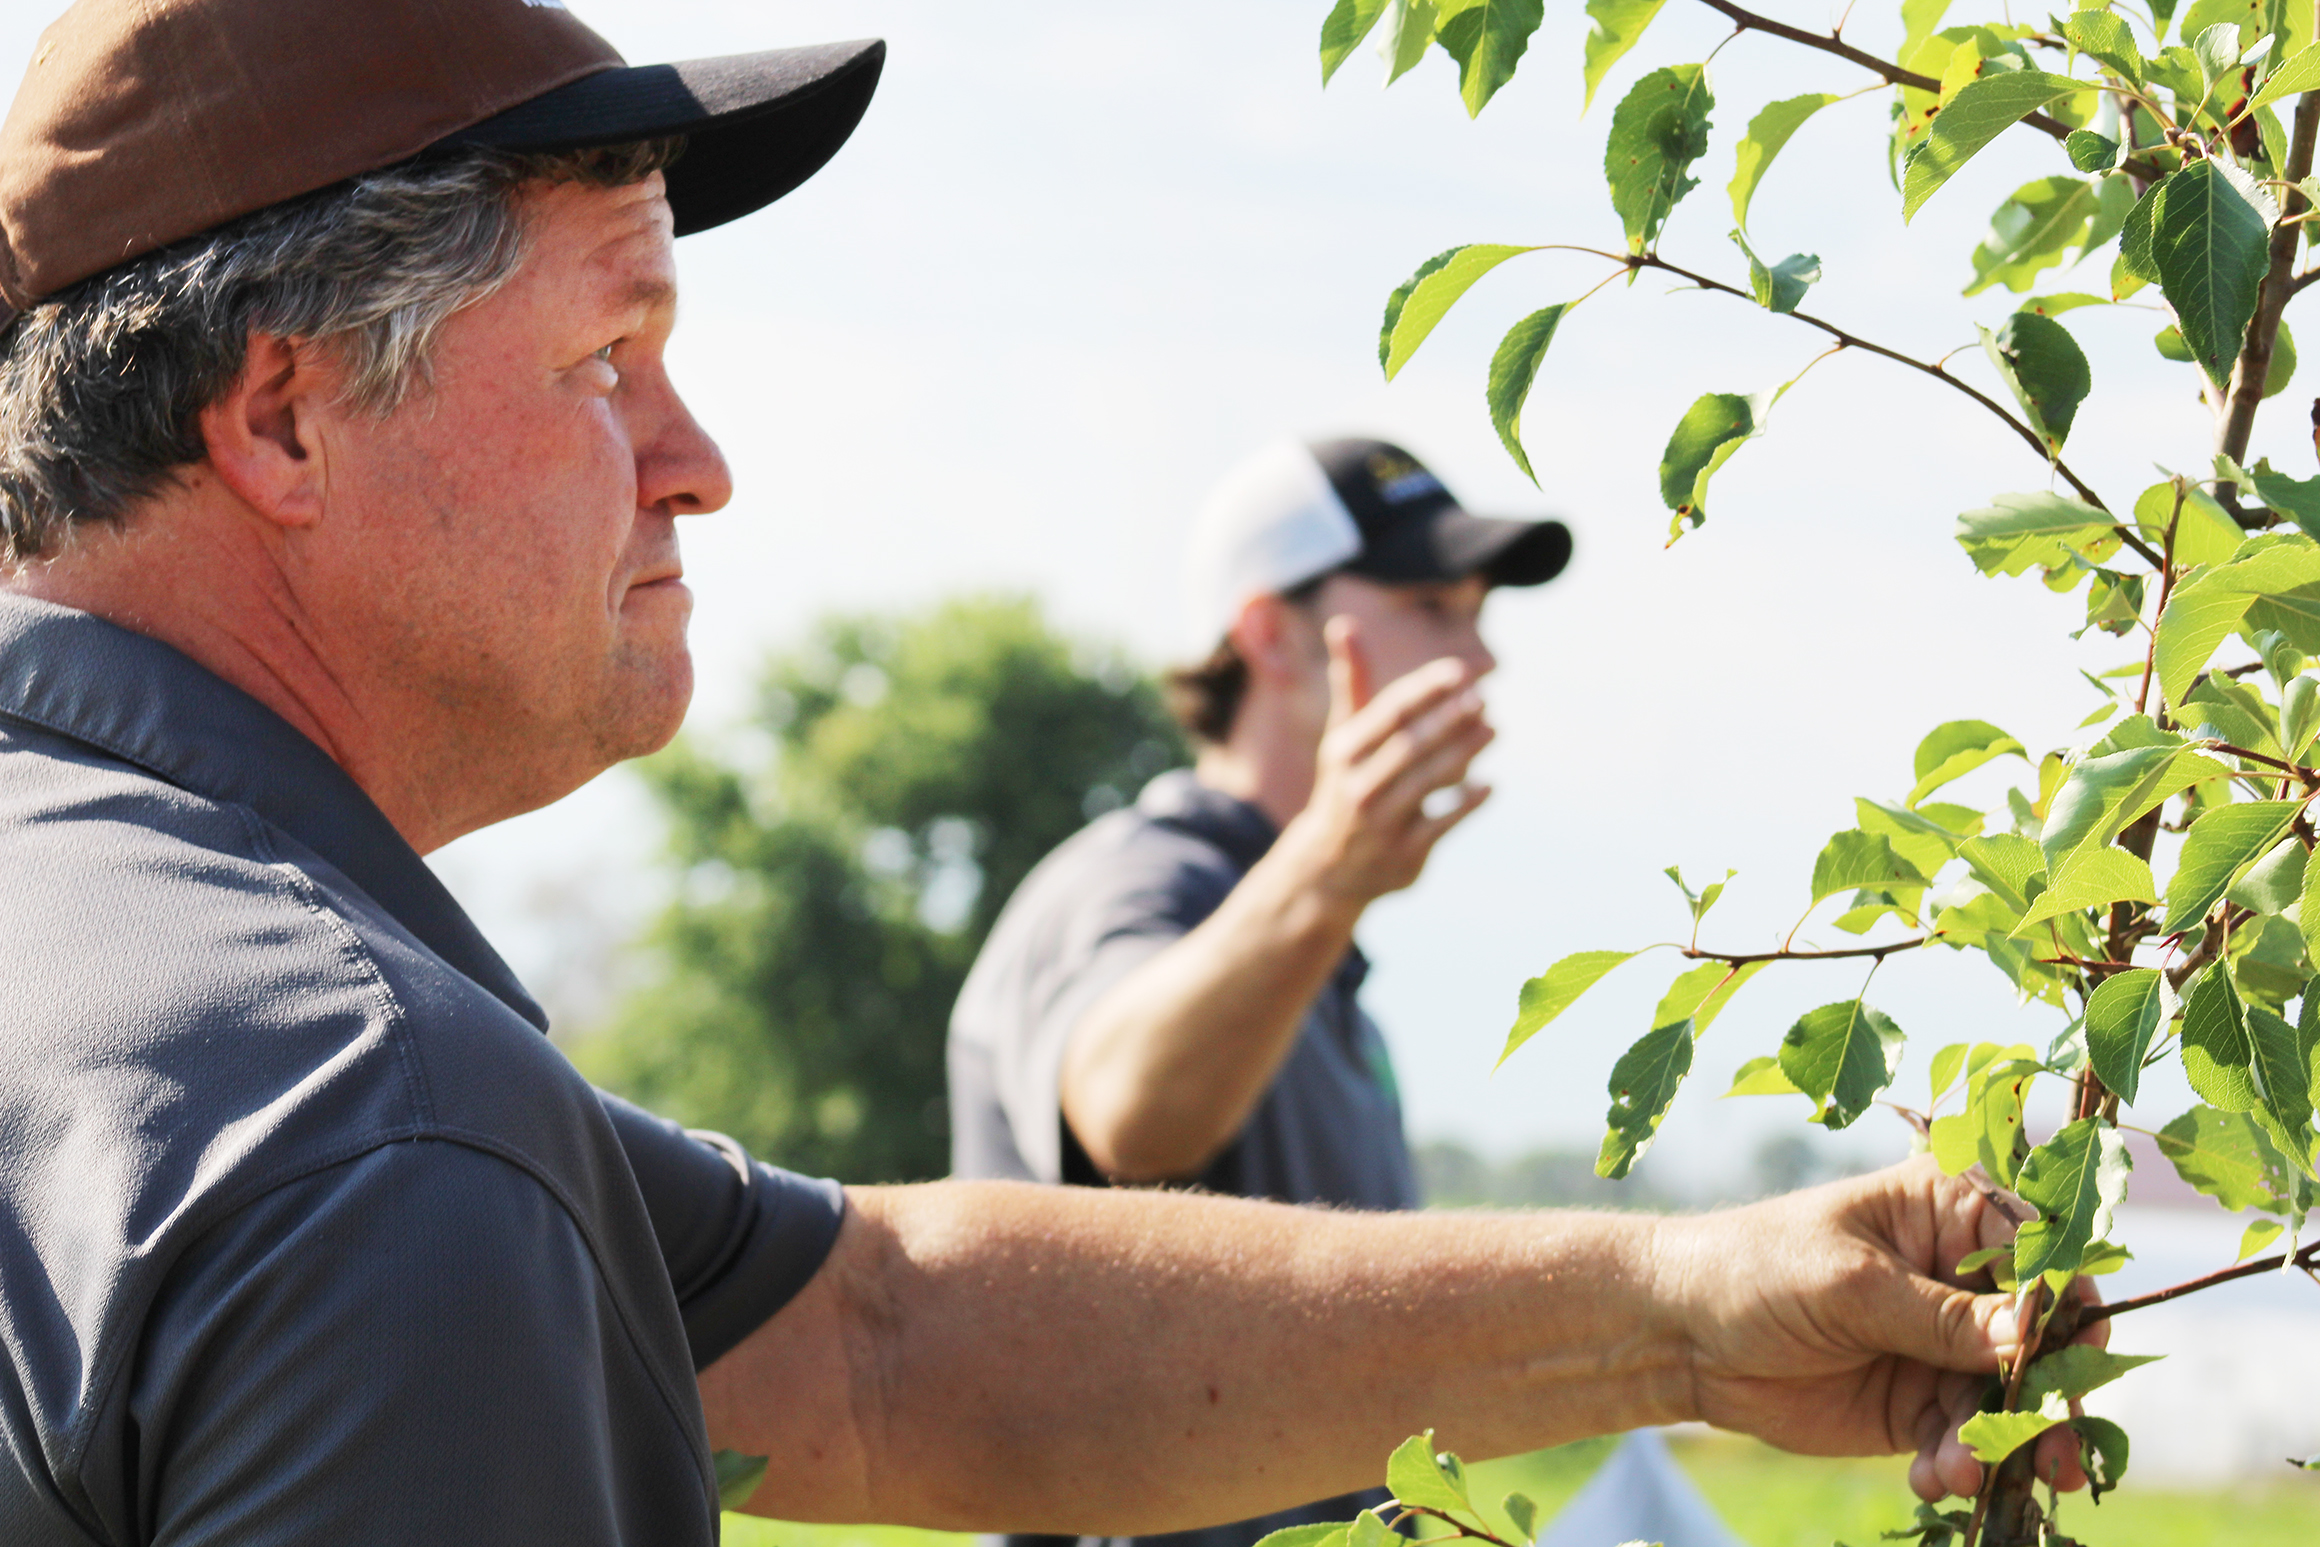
[1194,724,1316,832]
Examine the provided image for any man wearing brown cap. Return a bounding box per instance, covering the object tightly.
[0,2,2085,1542]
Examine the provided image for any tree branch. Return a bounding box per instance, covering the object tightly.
[1681,937,1925,964]
[1395,1506,1516,1547]
[1690,0,2169,180]
[1639,254,2144,548]
[2079,1236,2320,1323]
[2218,86,2320,494]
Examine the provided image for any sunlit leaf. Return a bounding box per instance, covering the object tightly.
[2011,845,2155,931]
[1581,0,1669,111]
[1960,1392,2072,1464]
[2164,800,2301,930]
[2181,964,2262,1112]
[2066,10,2146,86]
[1435,0,1546,117]
[1658,390,1763,532]
[1485,304,1569,483]
[2151,159,2278,388]
[1954,492,2116,579]
[1320,0,1394,83]
[1724,1053,1802,1096]
[1902,71,2082,220]
[1729,91,1842,230]
[1501,949,1639,1066]
[1597,1018,1692,1177]
[1381,244,1538,379]
[1965,177,2101,295]
[1653,959,1765,1036]
[2085,967,2171,1104]
[2022,1345,2164,1406]
[1979,311,2091,452]
[1386,1431,1471,1512]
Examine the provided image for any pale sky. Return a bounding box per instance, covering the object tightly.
[0,0,2241,1175]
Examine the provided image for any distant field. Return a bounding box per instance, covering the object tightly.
[724,1431,2320,1547]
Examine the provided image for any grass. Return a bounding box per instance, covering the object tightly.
[724,1431,2320,1547]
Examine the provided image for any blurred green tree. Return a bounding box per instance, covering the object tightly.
[575,595,1186,1183]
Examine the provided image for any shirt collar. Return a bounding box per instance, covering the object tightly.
[0,592,547,1031]
[1134,767,1277,871]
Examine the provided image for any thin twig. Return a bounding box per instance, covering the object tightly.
[2081,1237,2320,1323]
[1395,1505,1516,1547]
[1689,0,2170,180]
[1634,254,2142,543]
[1681,937,1926,965]
[2136,481,2185,717]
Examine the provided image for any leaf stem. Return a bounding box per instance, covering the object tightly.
[1395,1505,1516,1547]
[2080,1236,2320,1323]
[2134,482,2183,717]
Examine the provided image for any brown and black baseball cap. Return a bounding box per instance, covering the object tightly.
[0,0,886,321]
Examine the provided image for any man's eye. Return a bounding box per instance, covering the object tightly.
[593,344,617,364]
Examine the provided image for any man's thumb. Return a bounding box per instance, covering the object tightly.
[1880,1273,2023,1374]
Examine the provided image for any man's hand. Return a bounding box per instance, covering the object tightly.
[1656,1156,2101,1500]
[1273,618,1493,916]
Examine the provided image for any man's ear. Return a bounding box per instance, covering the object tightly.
[1227,592,1313,687]
[195,332,330,529]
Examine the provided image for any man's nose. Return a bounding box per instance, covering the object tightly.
[639,386,733,516]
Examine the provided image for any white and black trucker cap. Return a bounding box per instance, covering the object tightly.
[1183,437,1571,650]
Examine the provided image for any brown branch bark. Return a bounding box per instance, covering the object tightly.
[1681,937,1925,964]
[2081,1236,2320,1323]
[2218,86,2320,511]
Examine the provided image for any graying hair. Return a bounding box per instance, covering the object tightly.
[0,139,682,563]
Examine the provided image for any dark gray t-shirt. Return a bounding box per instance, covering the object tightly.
[947,769,1416,1547]
[0,593,845,1545]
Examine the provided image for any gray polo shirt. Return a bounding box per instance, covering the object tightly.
[947,769,1415,1547]
[0,592,845,1545]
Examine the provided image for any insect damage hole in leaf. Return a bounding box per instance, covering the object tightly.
[1657,390,1762,538]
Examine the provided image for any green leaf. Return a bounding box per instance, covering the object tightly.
[2013,1116,2132,1279]
[1665,863,1738,927]
[2066,9,2146,85]
[2267,318,2300,398]
[2192,20,2246,87]
[2156,538,2320,703]
[2012,846,2156,931]
[2117,175,2163,287]
[1320,0,1394,84]
[1502,949,1639,1066]
[1731,230,1820,314]
[1381,0,1443,85]
[1966,177,2102,295]
[2240,1215,2287,1259]
[1959,833,2049,913]
[1901,0,1953,59]
[715,1450,770,1511]
[2230,910,2312,1009]
[2181,964,2263,1111]
[1658,390,1762,529]
[2251,40,2320,111]
[2040,744,2230,871]
[1810,829,1929,907]
[1779,999,1906,1130]
[2133,478,2245,567]
[2178,803,2303,928]
[1905,723,2032,811]
[1348,1514,1389,1547]
[1725,1053,1803,1096]
[2285,673,2320,753]
[1901,71,2083,220]
[2086,969,2171,1104]
[1857,796,1980,876]
[1930,1049,2039,1185]
[1386,1432,1471,1512]
[1606,64,1716,253]
[1954,492,2116,579]
[1381,244,1537,379]
[2246,998,2317,1162]
[2022,1345,2165,1406]
[2016,291,2114,317]
[1960,1392,2072,1464]
[1654,958,1765,1035]
[1435,0,1546,117]
[2178,672,2285,760]
[2151,158,2279,388]
[1979,312,2091,452]
[1253,1525,1351,1547]
[1930,1041,1970,1100]
[2071,1415,2131,1501]
[1581,0,1669,111]
[2254,468,2320,539]
[1485,304,1570,483]
[1729,92,1843,230]
[1503,1492,1539,1543]
[1597,1018,1692,1177]
[2159,1104,2291,1210]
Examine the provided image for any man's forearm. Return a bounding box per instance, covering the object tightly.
[702,1179,1693,1531]
[1061,842,1363,1179]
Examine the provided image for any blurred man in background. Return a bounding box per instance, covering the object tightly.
[948,437,1570,1547]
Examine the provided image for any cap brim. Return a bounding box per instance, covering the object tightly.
[438,40,886,236]
[1345,507,1572,589]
